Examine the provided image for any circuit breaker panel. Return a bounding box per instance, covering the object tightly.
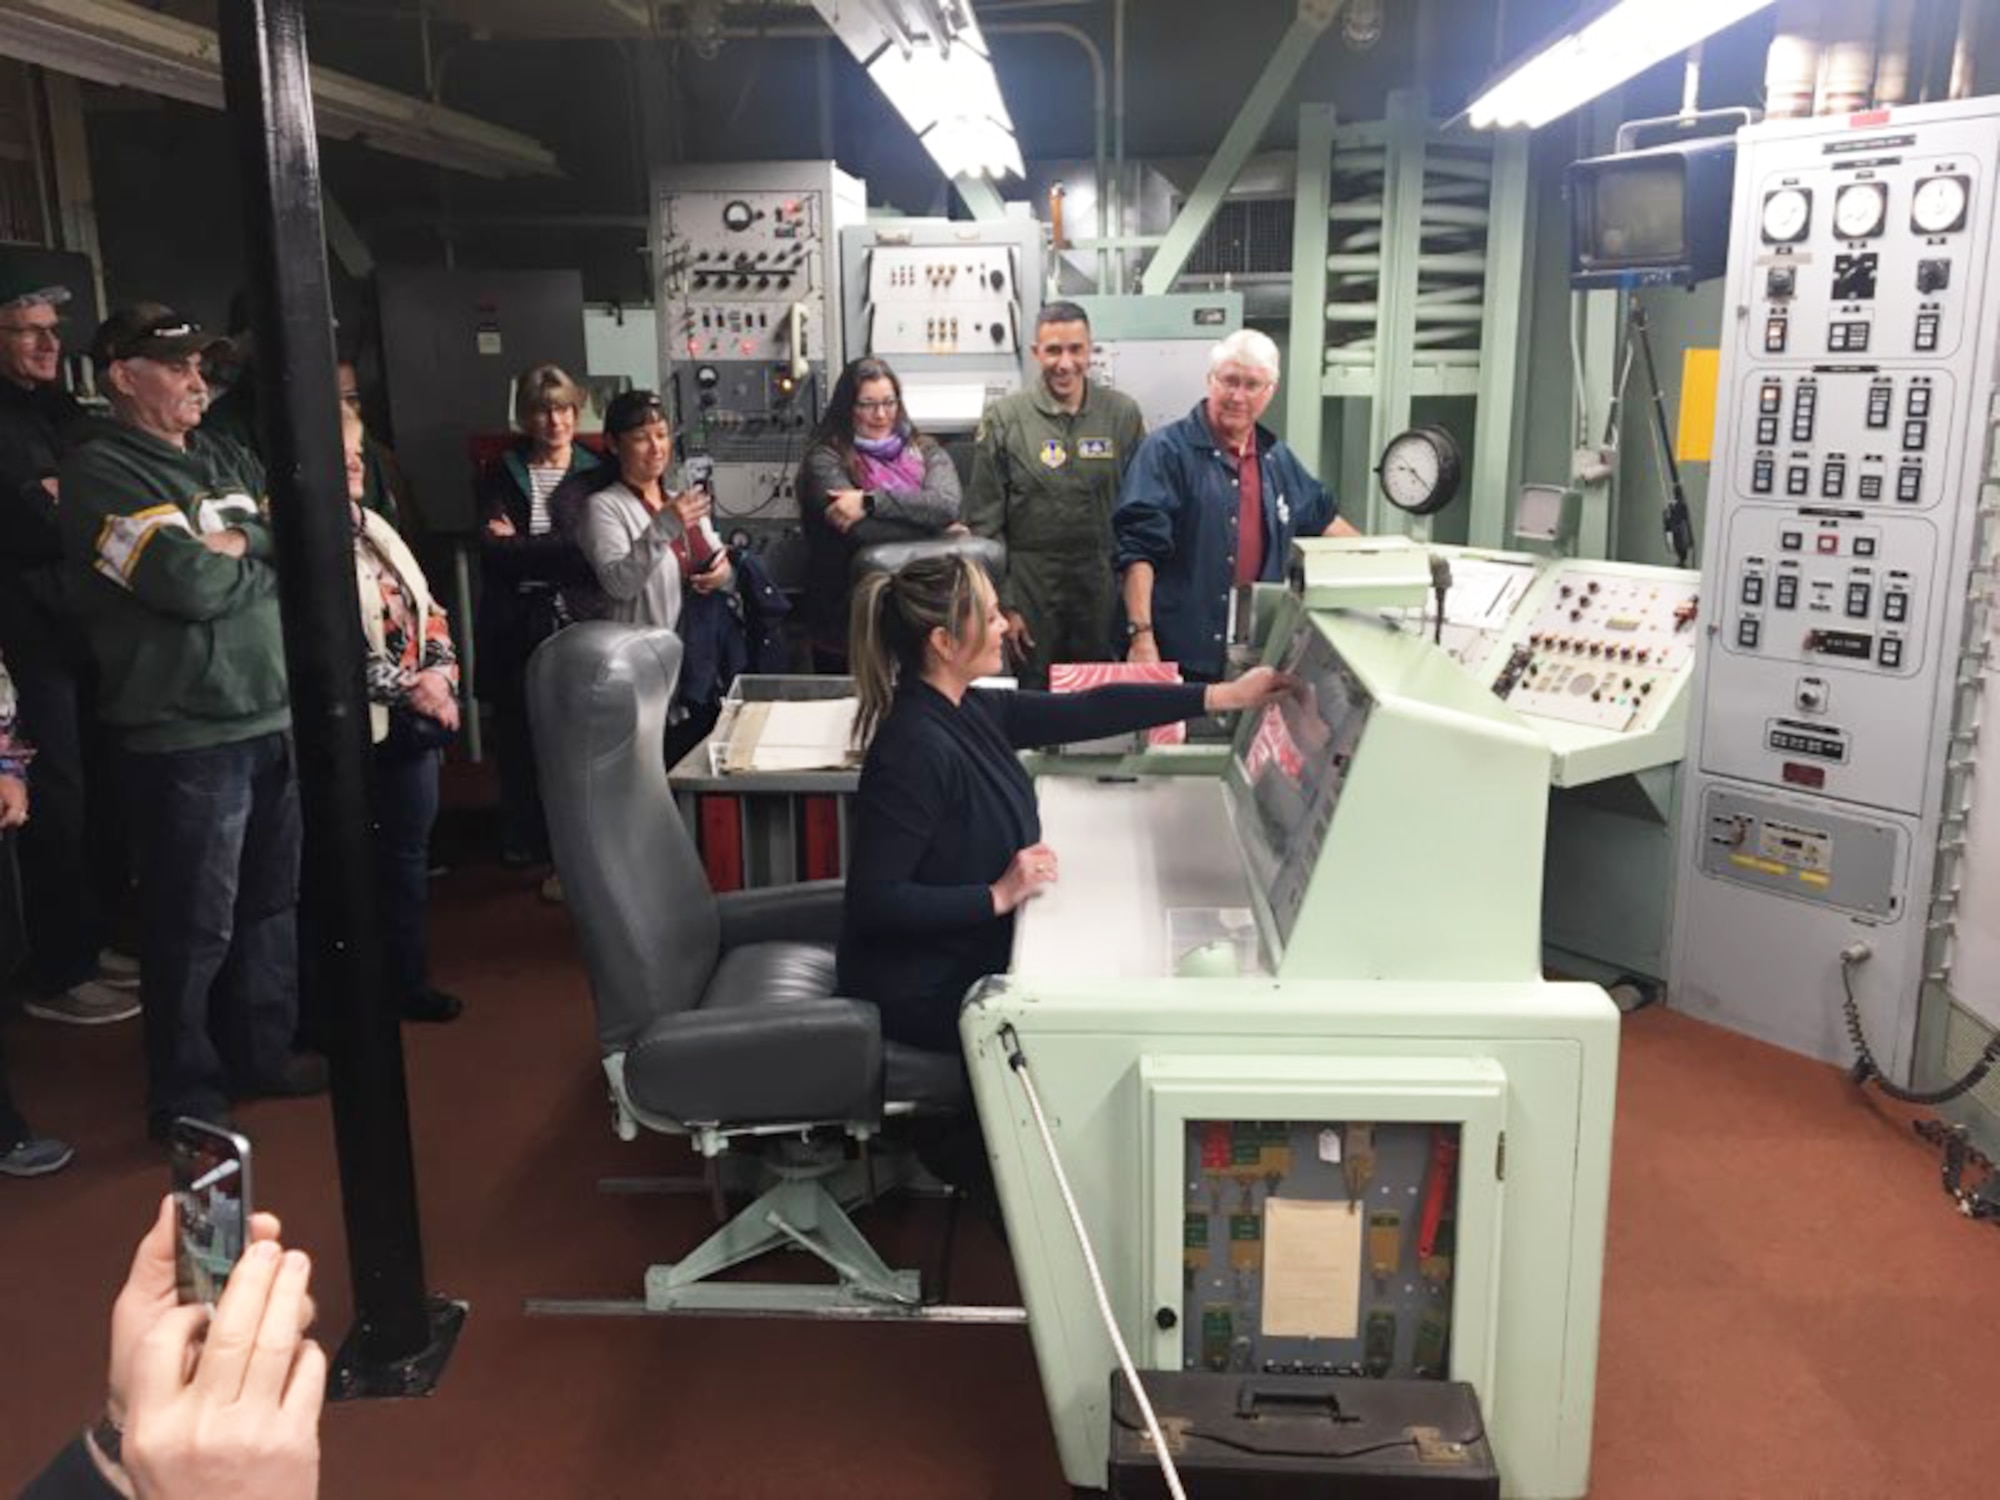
[1179,1121,1462,1383]
[654,162,867,535]
[1671,100,2000,1077]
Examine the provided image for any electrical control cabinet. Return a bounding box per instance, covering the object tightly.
[840,218,1042,434]
[654,162,866,532]
[1671,100,2000,1079]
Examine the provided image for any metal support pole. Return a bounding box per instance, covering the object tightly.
[1287,103,1338,475]
[1139,0,1344,295]
[1469,131,1532,547]
[953,174,1007,222]
[1369,89,1427,537]
[216,0,463,1397]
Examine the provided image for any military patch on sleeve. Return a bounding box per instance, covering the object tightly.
[1078,438,1113,460]
[1039,439,1068,469]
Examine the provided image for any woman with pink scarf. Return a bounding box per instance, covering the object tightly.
[797,357,962,671]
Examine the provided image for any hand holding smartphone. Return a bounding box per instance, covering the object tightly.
[168,1118,253,1306]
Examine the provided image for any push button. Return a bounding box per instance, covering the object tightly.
[1742,575,1765,606]
[1780,530,1802,551]
[1845,582,1871,618]
[1766,317,1789,353]
[1884,590,1909,623]
[1896,465,1922,502]
[1787,466,1811,497]
[1816,534,1840,555]
[1858,474,1883,501]
[1775,574,1800,609]
[1907,386,1932,418]
[1879,637,1903,668]
[1853,535,1877,557]
[1753,459,1775,495]
[1737,617,1762,648]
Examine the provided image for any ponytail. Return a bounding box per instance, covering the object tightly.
[848,555,991,749]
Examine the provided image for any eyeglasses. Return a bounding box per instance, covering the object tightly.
[854,397,900,413]
[0,322,62,345]
[1210,372,1273,396]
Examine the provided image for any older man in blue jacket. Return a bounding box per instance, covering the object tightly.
[1114,329,1357,679]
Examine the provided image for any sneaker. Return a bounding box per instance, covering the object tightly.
[98,950,142,991]
[246,1051,329,1099]
[539,872,564,904]
[24,980,141,1026]
[400,988,464,1024]
[0,1135,76,1177]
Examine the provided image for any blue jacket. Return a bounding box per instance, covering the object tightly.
[1113,404,1336,678]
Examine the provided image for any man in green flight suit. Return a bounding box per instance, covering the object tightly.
[965,301,1145,687]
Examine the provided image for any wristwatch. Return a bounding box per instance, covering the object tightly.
[1126,620,1154,640]
[89,1407,125,1471]
[862,491,877,515]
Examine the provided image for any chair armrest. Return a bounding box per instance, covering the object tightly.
[624,996,881,1126]
[715,880,845,949]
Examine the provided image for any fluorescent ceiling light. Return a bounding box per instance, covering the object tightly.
[1466,0,1778,131]
[0,0,560,178]
[814,0,1024,182]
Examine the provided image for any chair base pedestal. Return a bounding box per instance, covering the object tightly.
[644,1156,923,1314]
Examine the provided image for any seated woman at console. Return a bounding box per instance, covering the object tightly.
[797,357,963,673]
[837,554,1289,1057]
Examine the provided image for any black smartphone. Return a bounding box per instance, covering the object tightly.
[168,1117,254,1306]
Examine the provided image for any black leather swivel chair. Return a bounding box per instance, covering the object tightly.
[527,623,963,1313]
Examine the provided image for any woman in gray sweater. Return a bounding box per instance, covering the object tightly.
[797,357,961,670]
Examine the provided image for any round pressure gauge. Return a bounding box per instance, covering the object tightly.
[1834,181,1888,239]
[1375,426,1463,518]
[1912,174,1971,235]
[1760,187,1812,244]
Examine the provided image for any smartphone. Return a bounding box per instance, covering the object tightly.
[168,1117,254,1306]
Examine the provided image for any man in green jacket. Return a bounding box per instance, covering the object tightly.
[965,301,1145,687]
[59,303,325,1141]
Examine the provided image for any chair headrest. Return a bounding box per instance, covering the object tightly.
[527,624,724,1054]
[851,534,1006,582]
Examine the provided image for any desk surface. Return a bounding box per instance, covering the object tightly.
[1012,776,1261,981]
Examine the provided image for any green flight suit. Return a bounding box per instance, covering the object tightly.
[965,380,1145,686]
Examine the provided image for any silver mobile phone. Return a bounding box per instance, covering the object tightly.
[169,1117,254,1306]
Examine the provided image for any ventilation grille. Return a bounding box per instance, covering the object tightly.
[1185,197,1295,277]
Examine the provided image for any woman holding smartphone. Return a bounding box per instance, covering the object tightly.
[575,390,738,766]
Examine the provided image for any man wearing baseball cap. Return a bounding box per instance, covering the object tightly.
[0,274,139,1028]
[59,302,325,1141]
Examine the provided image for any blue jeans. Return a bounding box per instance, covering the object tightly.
[124,732,301,1120]
[373,734,440,1002]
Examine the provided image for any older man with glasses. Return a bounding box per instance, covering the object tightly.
[1114,329,1358,681]
[0,275,140,1028]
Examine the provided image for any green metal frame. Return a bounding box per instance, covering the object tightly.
[952,174,1007,222]
[1138,0,1342,296]
[1285,91,1536,544]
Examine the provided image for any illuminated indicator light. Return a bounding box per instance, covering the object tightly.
[1799,871,1831,887]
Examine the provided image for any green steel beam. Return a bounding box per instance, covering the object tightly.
[952,174,1007,222]
[1138,0,1343,296]
[1287,103,1338,480]
[1468,131,1532,547]
[1574,98,1624,559]
[1368,89,1428,537]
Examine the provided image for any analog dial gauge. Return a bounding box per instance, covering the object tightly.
[1834,182,1888,239]
[1761,187,1811,244]
[1912,175,1970,235]
[1375,426,1463,517]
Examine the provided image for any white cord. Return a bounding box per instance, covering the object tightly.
[1001,1026,1187,1500]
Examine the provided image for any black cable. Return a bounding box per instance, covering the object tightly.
[1627,301,1696,569]
[1110,1403,1485,1463]
[1842,953,2000,1106]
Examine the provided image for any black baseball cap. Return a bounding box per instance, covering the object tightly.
[603,388,668,437]
[90,302,232,367]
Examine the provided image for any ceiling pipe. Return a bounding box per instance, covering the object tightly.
[1949,0,1981,99]
[1875,0,1919,106]
[1818,0,1878,115]
[1765,0,1822,119]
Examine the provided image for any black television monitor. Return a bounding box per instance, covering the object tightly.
[1567,137,1737,290]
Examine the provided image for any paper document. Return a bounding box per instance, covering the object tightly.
[1261,1197,1363,1339]
[720,699,860,773]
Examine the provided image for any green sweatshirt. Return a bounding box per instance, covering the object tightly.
[58,420,290,752]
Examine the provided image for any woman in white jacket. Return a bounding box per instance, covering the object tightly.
[341,407,461,1024]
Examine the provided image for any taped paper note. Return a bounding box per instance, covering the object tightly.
[1261,1197,1362,1339]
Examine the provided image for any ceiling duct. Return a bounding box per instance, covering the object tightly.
[0,0,560,178]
